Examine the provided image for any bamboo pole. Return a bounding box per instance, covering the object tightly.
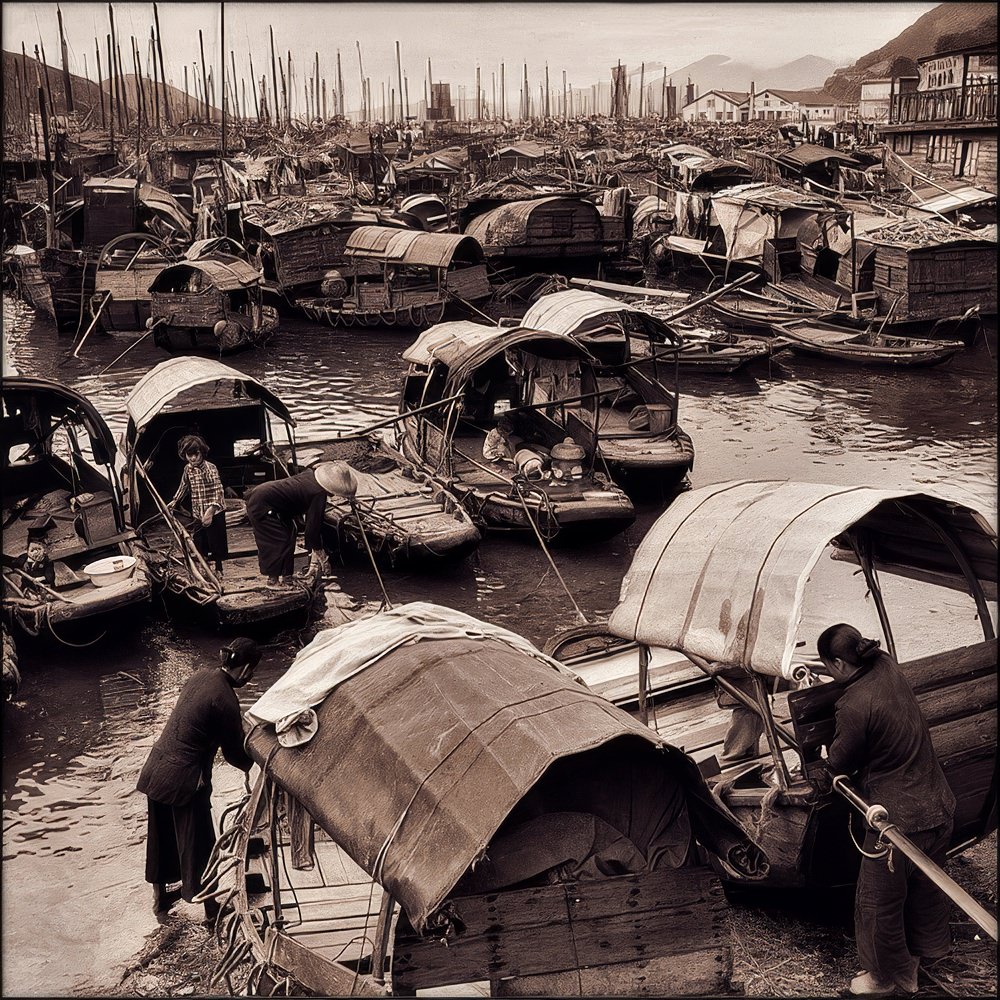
[638,62,645,117]
[38,84,56,249]
[231,50,239,122]
[95,40,106,128]
[269,27,279,125]
[403,76,409,120]
[150,30,160,128]
[106,35,116,150]
[249,52,259,120]
[500,61,505,119]
[57,5,74,113]
[356,41,366,121]
[337,51,344,117]
[833,776,998,941]
[184,65,190,119]
[198,29,209,121]
[154,3,171,125]
[395,40,404,123]
[38,41,56,118]
[544,63,550,118]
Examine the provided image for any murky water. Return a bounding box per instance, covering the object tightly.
[2,293,996,995]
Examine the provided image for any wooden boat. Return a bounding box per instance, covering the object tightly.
[148,255,278,355]
[91,232,180,333]
[122,358,325,630]
[671,327,774,372]
[16,247,92,334]
[545,481,997,892]
[289,434,482,567]
[296,228,492,329]
[774,318,965,368]
[708,286,827,332]
[519,290,696,488]
[2,377,153,644]
[211,602,767,996]
[397,323,636,543]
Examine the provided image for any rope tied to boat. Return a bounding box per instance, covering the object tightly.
[510,476,587,625]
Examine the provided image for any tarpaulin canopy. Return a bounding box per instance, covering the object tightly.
[522,289,683,345]
[711,183,836,262]
[149,256,262,293]
[401,322,590,381]
[344,226,483,267]
[245,602,766,932]
[124,357,294,438]
[464,196,594,247]
[609,480,997,679]
[775,144,860,169]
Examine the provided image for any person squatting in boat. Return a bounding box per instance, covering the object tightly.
[244,462,355,590]
[136,637,261,923]
[813,623,956,997]
[168,435,229,576]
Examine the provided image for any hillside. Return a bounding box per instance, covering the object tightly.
[823,2,998,101]
[3,49,219,130]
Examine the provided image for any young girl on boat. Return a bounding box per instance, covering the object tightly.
[169,434,229,575]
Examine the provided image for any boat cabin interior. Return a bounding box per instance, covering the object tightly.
[2,395,131,593]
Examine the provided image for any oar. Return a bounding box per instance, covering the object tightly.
[69,291,112,359]
[96,321,163,376]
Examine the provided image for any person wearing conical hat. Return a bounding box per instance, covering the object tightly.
[244,462,356,590]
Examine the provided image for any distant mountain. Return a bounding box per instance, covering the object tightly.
[615,52,837,101]
[823,2,998,102]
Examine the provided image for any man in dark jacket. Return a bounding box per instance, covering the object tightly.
[816,623,956,997]
[137,638,261,921]
[245,462,356,589]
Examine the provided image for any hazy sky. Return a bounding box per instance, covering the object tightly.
[3,1,945,113]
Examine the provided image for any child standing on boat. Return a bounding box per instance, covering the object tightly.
[169,435,228,576]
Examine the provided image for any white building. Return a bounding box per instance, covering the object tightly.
[751,88,847,124]
[859,79,893,120]
[680,90,749,123]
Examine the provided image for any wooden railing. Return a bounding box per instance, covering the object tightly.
[889,81,997,124]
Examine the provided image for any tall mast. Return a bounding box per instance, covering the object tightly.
[395,41,404,122]
[269,27,279,125]
[57,5,75,113]
[356,41,366,121]
[95,39,106,128]
[336,50,344,117]
[198,30,210,120]
[221,1,227,151]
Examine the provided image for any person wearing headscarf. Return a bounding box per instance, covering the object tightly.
[169,434,228,575]
[136,638,261,922]
[244,462,356,589]
[814,623,956,997]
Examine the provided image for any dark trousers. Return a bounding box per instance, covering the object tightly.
[193,510,229,568]
[144,787,216,901]
[855,822,953,987]
[248,508,296,578]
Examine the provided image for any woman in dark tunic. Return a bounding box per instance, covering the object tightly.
[136,638,261,921]
[244,462,356,589]
[815,623,956,997]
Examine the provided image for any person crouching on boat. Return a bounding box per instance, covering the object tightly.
[168,435,228,576]
[244,462,356,590]
[136,637,261,923]
[814,623,956,997]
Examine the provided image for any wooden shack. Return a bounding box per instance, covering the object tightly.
[855,222,997,321]
[464,196,607,263]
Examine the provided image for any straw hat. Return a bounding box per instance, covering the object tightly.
[314,461,358,498]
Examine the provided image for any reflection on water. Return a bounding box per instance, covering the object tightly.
[2,293,996,994]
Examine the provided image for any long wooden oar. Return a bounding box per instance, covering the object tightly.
[70,291,112,358]
[96,321,163,375]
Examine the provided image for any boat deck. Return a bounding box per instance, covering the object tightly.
[251,825,489,995]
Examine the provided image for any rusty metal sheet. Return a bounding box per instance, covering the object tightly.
[608,480,996,678]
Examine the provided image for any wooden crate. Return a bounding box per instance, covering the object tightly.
[391,865,732,996]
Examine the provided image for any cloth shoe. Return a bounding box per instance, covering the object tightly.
[849,971,895,996]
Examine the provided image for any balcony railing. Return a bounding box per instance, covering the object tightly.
[889,81,997,125]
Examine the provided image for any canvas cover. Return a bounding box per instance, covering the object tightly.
[609,480,996,678]
[125,356,293,436]
[522,289,682,345]
[245,603,767,932]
